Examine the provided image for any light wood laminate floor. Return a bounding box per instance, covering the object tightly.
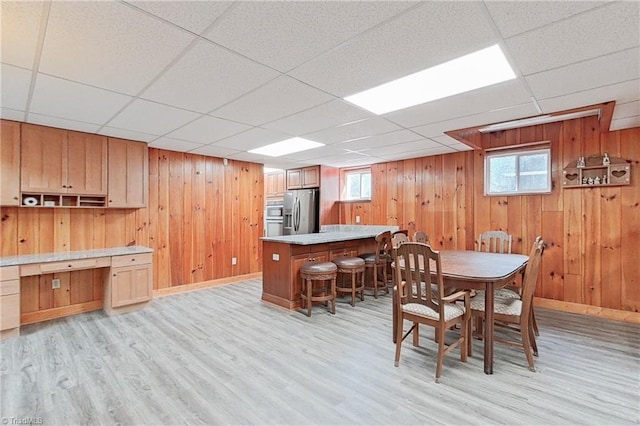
[1,279,638,425]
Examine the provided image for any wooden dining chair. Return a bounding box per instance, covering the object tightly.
[477,230,512,253]
[393,242,471,383]
[468,237,545,371]
[391,232,409,249]
[477,230,540,336]
[413,231,429,244]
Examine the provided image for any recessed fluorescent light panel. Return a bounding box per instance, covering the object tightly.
[344,44,516,115]
[249,137,324,157]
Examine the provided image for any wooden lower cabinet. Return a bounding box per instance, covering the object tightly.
[262,239,374,310]
[0,266,20,340]
[104,253,153,315]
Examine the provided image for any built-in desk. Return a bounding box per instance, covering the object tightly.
[0,246,153,340]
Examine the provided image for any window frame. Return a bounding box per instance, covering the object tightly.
[341,167,372,201]
[484,147,552,196]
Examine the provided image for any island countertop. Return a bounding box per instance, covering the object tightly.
[260,224,399,245]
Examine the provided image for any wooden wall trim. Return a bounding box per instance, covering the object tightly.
[534,297,640,324]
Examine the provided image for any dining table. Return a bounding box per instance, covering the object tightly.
[392,249,529,375]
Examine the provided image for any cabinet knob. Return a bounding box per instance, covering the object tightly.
[68,185,73,189]
[131,258,135,261]
[62,185,67,188]
[68,264,72,268]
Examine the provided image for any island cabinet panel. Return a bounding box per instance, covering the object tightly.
[1,121,21,206]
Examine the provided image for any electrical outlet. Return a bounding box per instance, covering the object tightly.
[272,253,280,261]
[52,278,61,290]
[355,215,361,223]
[231,257,237,265]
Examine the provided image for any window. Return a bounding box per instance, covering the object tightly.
[342,168,371,200]
[485,148,551,196]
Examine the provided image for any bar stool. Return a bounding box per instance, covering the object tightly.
[332,256,365,307]
[359,230,392,298]
[300,261,338,317]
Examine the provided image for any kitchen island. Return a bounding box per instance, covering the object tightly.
[261,225,398,310]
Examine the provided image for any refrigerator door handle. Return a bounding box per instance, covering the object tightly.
[294,197,301,231]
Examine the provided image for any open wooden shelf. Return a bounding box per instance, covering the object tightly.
[562,155,630,188]
[21,193,107,208]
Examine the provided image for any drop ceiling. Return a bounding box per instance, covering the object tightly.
[1,1,638,170]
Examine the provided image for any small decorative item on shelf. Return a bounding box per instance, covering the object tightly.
[602,175,608,184]
[576,156,585,168]
[594,176,601,185]
[602,153,611,166]
[587,177,594,185]
[582,177,588,185]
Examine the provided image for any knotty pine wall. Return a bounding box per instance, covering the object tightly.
[340,117,639,313]
[1,139,264,318]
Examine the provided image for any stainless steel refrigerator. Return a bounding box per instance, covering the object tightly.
[283,189,319,235]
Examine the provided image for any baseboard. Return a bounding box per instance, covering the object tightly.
[534,297,640,324]
[153,272,262,297]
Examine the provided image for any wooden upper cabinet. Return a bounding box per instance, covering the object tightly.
[20,124,107,195]
[107,138,148,208]
[265,171,285,198]
[0,121,21,205]
[286,166,319,190]
[67,131,108,195]
[21,124,67,193]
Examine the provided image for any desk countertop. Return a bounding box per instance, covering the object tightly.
[0,246,153,267]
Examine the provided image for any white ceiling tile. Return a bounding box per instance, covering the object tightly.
[305,117,402,145]
[204,1,416,72]
[108,99,201,135]
[39,1,195,94]
[211,127,290,150]
[125,1,232,35]
[262,100,374,135]
[537,79,640,116]
[1,64,32,110]
[0,1,44,68]
[485,1,608,38]
[148,137,204,153]
[289,1,498,97]
[141,40,280,113]
[337,130,424,151]
[386,79,533,129]
[323,156,385,168]
[430,135,474,150]
[1,108,26,122]
[30,74,132,125]
[211,76,334,126]
[26,113,101,134]
[377,145,456,161]
[98,126,157,143]
[610,116,640,131]
[526,48,640,100]
[281,145,344,162]
[188,144,241,159]
[410,102,542,138]
[371,139,448,157]
[166,114,251,144]
[612,101,640,120]
[505,1,640,75]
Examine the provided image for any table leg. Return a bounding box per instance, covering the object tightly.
[392,287,397,343]
[484,282,494,374]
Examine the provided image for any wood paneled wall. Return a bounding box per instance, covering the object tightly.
[1,133,264,316]
[340,118,639,313]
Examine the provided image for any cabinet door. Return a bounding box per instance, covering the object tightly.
[265,172,277,197]
[108,138,148,208]
[274,171,285,197]
[286,169,303,190]
[21,124,67,193]
[301,166,319,188]
[0,293,20,331]
[111,263,153,308]
[67,131,108,195]
[0,120,21,205]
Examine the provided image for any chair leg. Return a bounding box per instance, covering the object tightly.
[521,324,536,372]
[461,319,469,362]
[394,314,404,367]
[529,321,538,356]
[359,270,365,301]
[373,264,379,299]
[330,277,336,314]
[531,307,539,336]
[435,324,446,383]
[305,279,312,317]
[350,272,356,307]
[413,323,420,346]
